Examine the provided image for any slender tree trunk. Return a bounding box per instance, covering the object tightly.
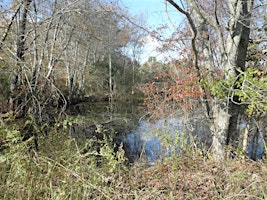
[0,3,21,50]
[242,122,250,155]
[10,0,32,112]
[78,49,90,97]
[31,0,39,93]
[46,19,60,80]
[109,51,112,99]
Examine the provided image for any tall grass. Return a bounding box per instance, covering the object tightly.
[0,118,128,199]
[0,118,266,199]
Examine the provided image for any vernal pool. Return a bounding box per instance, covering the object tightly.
[68,101,265,163]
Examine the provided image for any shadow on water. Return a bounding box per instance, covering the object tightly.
[67,101,266,163]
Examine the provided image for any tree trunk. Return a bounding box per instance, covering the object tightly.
[242,122,250,155]
[109,51,113,100]
[166,0,254,160]
[210,101,231,160]
[10,0,32,112]
[223,0,254,152]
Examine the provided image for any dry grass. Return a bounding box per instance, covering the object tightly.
[121,155,267,200]
[1,122,267,200]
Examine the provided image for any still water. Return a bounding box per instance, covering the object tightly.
[68,101,265,162]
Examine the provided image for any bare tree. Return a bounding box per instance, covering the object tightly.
[0,0,145,121]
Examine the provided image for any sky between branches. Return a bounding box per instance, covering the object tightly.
[121,0,184,63]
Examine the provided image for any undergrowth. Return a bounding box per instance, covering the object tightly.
[0,118,267,199]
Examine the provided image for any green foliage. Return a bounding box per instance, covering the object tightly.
[156,128,202,158]
[0,61,10,102]
[209,76,234,99]
[234,68,267,115]
[0,118,127,199]
[0,124,23,163]
[209,68,267,116]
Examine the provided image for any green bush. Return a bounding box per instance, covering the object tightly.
[0,61,10,102]
[1,118,266,199]
[0,118,127,199]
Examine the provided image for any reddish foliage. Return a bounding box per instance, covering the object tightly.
[139,60,204,118]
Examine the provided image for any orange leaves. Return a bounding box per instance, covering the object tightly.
[140,60,204,118]
[168,73,203,109]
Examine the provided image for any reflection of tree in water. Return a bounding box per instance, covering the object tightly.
[248,126,265,161]
[67,101,267,163]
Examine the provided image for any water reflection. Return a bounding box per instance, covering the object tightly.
[123,118,185,162]
[68,101,266,162]
[248,132,265,160]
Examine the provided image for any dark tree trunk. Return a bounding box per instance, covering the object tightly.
[166,0,254,160]
[9,0,32,112]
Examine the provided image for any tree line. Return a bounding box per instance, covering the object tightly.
[0,0,145,122]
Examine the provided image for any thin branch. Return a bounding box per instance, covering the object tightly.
[164,1,177,31]
[166,0,211,117]
[0,2,22,51]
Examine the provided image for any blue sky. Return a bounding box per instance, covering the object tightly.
[121,0,184,63]
[121,0,184,28]
[121,0,168,28]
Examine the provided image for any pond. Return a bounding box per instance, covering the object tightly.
[68,101,265,163]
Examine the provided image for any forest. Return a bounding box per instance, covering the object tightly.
[1,0,267,199]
